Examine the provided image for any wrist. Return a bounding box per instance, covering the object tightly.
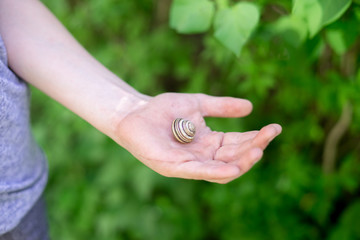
[105,85,150,141]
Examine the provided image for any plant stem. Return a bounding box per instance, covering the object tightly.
[322,102,352,174]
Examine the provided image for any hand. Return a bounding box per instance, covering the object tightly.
[0,0,280,184]
[114,93,282,184]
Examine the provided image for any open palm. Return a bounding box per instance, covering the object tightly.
[115,93,282,184]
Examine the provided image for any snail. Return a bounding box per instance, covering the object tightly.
[172,118,196,143]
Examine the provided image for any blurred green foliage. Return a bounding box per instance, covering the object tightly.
[30,0,360,239]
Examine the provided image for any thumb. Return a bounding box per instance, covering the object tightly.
[196,94,253,118]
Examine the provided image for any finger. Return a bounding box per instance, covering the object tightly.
[209,148,263,183]
[214,124,281,163]
[222,131,259,145]
[214,141,252,162]
[196,94,253,118]
[172,160,241,181]
[234,147,263,173]
[252,124,282,149]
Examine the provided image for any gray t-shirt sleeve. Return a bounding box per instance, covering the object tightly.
[0,35,48,235]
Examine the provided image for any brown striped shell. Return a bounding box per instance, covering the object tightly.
[172,118,196,143]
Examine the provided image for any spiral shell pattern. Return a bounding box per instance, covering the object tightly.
[172,118,196,143]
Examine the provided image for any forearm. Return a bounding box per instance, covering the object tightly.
[0,0,148,138]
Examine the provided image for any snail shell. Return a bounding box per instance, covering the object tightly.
[172,118,196,143]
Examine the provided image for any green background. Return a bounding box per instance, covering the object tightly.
[31,0,360,239]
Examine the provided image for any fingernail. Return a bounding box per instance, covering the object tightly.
[274,124,282,134]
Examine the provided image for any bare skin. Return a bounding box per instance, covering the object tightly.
[115,93,281,183]
[0,0,281,184]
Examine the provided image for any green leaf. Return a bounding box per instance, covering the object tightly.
[292,0,352,37]
[329,200,360,240]
[325,19,360,55]
[321,0,352,25]
[292,0,321,37]
[169,0,215,34]
[214,2,260,57]
[271,15,308,47]
[326,29,347,55]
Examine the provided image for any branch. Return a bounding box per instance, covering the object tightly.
[322,102,353,174]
